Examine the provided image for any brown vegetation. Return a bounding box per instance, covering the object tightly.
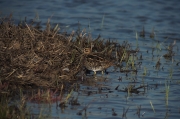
[0,16,131,90]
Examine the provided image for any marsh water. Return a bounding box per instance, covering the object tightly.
[1,0,180,119]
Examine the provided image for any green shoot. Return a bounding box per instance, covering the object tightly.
[101,14,105,30]
[135,31,139,48]
[34,10,39,21]
[88,18,91,32]
[143,67,147,76]
[169,68,173,80]
[64,89,73,103]
[156,41,161,54]
[165,81,170,106]
[150,100,155,113]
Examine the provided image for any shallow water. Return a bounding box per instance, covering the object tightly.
[1,0,180,119]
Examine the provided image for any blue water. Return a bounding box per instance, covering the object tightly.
[1,0,180,39]
[1,0,180,119]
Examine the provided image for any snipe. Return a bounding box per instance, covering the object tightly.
[83,48,113,75]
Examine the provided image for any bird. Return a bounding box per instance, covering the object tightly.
[83,48,113,75]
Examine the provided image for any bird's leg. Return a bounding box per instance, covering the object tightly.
[101,71,104,74]
[94,71,96,75]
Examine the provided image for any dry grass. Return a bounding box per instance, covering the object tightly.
[0,15,133,90]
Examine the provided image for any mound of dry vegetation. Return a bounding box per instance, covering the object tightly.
[0,15,134,90]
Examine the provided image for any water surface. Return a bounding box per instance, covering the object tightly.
[1,0,180,119]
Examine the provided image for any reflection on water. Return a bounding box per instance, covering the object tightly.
[1,0,180,119]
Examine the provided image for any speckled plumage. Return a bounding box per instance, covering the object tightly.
[84,54,113,74]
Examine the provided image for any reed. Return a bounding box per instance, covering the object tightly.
[150,27,155,38]
[136,105,141,117]
[59,89,74,108]
[0,93,30,119]
[122,106,129,118]
[88,18,91,32]
[155,41,161,54]
[0,96,11,119]
[143,67,147,76]
[34,10,40,21]
[165,81,170,106]
[150,100,155,113]
[135,31,139,48]
[101,14,105,29]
